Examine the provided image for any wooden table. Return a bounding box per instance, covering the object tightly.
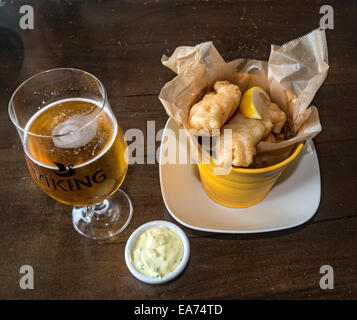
[0,0,356,299]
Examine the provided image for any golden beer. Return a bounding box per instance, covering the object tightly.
[25,99,128,206]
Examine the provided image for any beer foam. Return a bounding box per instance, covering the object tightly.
[52,113,98,149]
[24,98,118,170]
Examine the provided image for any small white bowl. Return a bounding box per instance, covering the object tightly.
[125,220,190,284]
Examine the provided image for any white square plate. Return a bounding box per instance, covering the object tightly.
[159,118,321,233]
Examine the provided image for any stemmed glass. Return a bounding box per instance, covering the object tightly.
[9,68,132,240]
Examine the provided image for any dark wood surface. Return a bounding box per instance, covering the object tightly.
[0,0,356,299]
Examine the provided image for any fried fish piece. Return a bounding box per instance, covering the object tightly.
[263,132,276,143]
[274,133,285,142]
[188,81,241,134]
[215,102,286,167]
[215,114,270,167]
[262,102,287,134]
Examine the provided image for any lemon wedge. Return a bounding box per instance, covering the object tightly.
[239,86,270,119]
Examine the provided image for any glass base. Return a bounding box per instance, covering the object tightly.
[72,189,133,240]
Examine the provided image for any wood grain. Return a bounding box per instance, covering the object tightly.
[0,0,356,299]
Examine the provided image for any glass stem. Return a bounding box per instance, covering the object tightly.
[82,200,109,223]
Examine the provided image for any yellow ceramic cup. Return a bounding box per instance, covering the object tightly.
[197,143,304,208]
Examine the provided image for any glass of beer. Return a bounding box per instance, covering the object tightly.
[9,68,133,240]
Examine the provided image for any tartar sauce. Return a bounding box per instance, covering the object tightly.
[131,226,184,279]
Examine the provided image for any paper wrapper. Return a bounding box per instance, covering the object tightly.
[159,29,329,166]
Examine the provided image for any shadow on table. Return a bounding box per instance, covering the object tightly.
[184,218,315,241]
[0,26,24,88]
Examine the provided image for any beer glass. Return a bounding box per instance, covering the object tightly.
[9,68,133,240]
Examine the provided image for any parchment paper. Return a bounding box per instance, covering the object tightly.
[159,29,329,163]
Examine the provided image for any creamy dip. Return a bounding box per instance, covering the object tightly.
[131,226,184,279]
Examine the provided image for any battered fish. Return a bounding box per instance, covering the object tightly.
[215,102,287,167]
[188,81,241,134]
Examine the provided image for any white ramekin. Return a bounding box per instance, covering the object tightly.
[125,220,190,284]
